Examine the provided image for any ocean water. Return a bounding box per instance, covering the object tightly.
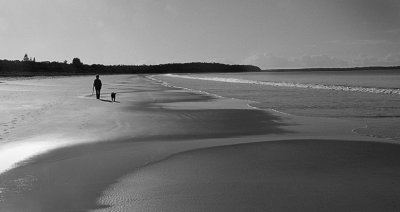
[155,69,400,141]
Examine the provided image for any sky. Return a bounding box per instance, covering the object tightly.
[0,0,400,69]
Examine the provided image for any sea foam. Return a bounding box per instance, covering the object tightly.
[164,74,400,95]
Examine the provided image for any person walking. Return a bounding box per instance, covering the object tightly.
[93,75,102,99]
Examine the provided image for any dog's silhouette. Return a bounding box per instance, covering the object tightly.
[111,92,116,102]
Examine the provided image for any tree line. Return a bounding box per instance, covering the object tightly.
[0,57,261,77]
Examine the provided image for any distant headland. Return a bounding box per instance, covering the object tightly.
[261,66,400,72]
[0,55,261,77]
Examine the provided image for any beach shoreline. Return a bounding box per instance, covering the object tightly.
[0,74,398,211]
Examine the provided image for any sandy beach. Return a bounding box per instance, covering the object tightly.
[1,74,399,211]
[96,139,400,212]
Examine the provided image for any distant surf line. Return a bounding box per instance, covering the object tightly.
[164,74,400,95]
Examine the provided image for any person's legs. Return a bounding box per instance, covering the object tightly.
[96,89,101,99]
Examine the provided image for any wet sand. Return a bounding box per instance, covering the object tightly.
[0,74,398,211]
[96,139,400,212]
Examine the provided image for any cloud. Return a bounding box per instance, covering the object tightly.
[214,58,235,65]
[245,52,400,69]
[384,28,400,34]
[244,53,293,69]
[244,53,349,69]
[299,55,349,68]
[383,52,400,64]
[352,52,400,66]
[350,39,392,45]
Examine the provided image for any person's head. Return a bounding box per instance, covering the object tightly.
[96,75,99,79]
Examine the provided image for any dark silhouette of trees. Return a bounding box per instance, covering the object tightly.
[23,54,29,62]
[72,58,83,66]
[0,58,263,77]
[22,54,36,62]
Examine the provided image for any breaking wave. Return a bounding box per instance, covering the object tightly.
[164,74,400,95]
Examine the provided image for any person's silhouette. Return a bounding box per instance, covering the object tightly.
[93,75,102,99]
[111,92,116,102]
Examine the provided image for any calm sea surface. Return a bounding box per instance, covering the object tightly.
[156,69,400,141]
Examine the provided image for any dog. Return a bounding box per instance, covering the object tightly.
[111,92,116,102]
